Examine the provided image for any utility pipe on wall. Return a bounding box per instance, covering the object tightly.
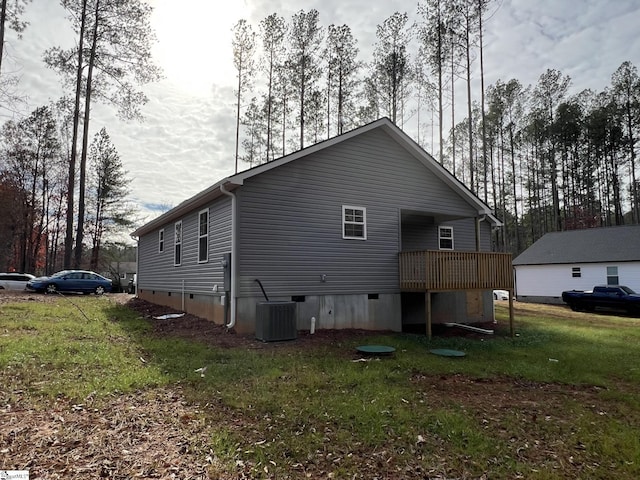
[475,214,487,251]
[219,182,237,329]
[131,234,139,297]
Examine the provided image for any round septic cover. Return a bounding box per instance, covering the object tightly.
[356,345,396,355]
[429,348,466,357]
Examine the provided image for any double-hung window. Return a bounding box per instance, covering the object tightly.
[606,266,619,285]
[438,226,454,250]
[158,229,164,253]
[198,209,209,263]
[342,206,366,240]
[572,267,581,278]
[174,221,182,266]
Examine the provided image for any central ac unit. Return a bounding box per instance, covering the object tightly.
[255,301,297,342]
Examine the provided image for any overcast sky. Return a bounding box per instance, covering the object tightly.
[2,0,639,230]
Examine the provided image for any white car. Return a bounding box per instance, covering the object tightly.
[493,289,510,301]
[0,273,36,291]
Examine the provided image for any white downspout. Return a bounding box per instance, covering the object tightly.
[475,214,487,251]
[131,235,139,298]
[219,182,237,329]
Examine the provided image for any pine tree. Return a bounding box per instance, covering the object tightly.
[86,127,134,270]
[372,12,411,125]
[288,9,323,149]
[232,19,256,173]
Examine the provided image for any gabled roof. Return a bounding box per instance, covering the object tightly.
[132,117,499,237]
[512,225,640,265]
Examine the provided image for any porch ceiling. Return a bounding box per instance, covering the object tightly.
[400,209,470,226]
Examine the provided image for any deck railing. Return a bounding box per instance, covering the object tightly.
[399,250,513,291]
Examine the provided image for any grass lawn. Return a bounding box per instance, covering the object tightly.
[1,294,639,479]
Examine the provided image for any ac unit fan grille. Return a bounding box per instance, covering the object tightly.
[255,301,297,342]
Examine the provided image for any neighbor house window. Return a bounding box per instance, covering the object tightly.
[342,206,366,240]
[198,209,209,263]
[174,221,182,266]
[572,267,581,278]
[606,266,618,285]
[438,226,454,250]
[159,229,164,253]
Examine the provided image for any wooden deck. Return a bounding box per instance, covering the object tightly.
[399,250,514,338]
[399,250,513,291]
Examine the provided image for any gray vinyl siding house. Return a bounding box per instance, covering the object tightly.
[132,118,503,334]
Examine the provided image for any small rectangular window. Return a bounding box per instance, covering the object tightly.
[198,209,209,263]
[606,266,618,285]
[174,221,182,266]
[572,267,581,278]
[343,205,367,240]
[438,226,454,250]
[159,229,164,253]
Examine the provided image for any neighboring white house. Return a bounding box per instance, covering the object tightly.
[513,225,640,304]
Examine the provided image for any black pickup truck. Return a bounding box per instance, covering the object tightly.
[561,285,640,315]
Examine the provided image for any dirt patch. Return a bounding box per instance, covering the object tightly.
[0,290,61,304]
[1,388,224,479]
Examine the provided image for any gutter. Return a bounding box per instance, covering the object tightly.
[219,181,237,329]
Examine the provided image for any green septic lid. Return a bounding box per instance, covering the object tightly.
[429,348,466,357]
[356,345,396,355]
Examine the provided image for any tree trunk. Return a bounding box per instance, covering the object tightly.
[266,53,273,162]
[624,96,639,222]
[299,61,305,149]
[450,43,455,176]
[479,0,488,204]
[74,0,100,268]
[235,64,241,173]
[509,126,520,252]
[437,4,444,165]
[64,0,88,269]
[0,0,7,76]
[465,16,474,194]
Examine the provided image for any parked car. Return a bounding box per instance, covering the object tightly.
[0,273,36,291]
[493,289,510,301]
[26,270,112,295]
[561,285,640,315]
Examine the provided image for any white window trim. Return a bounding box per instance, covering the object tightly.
[438,226,454,250]
[174,221,182,266]
[198,208,209,263]
[342,205,367,240]
[158,229,164,253]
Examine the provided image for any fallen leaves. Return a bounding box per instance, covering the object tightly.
[0,388,217,479]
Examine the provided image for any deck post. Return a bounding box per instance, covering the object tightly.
[426,290,432,340]
[508,291,514,338]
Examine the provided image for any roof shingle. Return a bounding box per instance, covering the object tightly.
[512,225,640,265]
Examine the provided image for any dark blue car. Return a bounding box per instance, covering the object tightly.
[27,270,112,295]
